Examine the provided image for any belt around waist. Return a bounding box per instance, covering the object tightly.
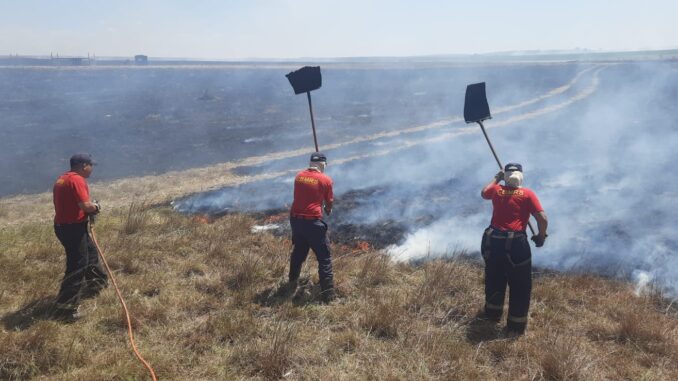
[291,214,321,220]
[54,221,88,227]
[488,226,526,238]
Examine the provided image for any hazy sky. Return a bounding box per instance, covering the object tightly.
[1,0,676,59]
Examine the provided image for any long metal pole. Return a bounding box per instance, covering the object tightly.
[477,121,536,236]
[307,91,319,152]
[477,121,502,169]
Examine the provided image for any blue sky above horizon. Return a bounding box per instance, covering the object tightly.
[1,0,676,59]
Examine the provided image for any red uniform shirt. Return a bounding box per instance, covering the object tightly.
[482,184,543,232]
[290,169,333,219]
[53,171,90,224]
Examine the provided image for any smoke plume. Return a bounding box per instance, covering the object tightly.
[176,61,678,295]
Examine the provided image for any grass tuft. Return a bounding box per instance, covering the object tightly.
[227,251,265,291]
[360,292,404,339]
[121,202,151,235]
[355,252,393,288]
[328,329,361,355]
[615,308,675,356]
[538,335,596,381]
[238,321,297,380]
[0,321,87,380]
[408,259,455,313]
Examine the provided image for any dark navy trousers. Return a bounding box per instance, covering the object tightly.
[481,227,532,332]
[54,221,108,310]
[289,217,333,282]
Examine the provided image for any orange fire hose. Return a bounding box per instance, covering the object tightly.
[88,221,158,381]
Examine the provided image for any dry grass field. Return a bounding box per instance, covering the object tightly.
[1,204,677,380]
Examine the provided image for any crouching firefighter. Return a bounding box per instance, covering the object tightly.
[51,153,108,321]
[480,163,548,335]
[287,152,336,303]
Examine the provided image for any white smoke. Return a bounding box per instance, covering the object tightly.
[633,270,653,296]
[385,61,678,295]
[175,61,678,296]
[387,213,486,262]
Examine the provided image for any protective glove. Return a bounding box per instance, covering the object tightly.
[494,170,504,183]
[86,200,99,224]
[92,199,101,215]
[531,234,548,247]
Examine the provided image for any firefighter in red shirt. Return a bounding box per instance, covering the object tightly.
[480,163,548,335]
[287,152,335,302]
[51,153,107,321]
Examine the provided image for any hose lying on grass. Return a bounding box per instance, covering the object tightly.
[89,221,158,381]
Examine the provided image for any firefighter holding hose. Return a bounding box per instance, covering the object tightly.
[286,152,336,303]
[480,163,548,335]
[51,153,108,321]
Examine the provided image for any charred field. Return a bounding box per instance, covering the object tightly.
[182,178,472,251]
[1,60,678,379]
[0,62,577,197]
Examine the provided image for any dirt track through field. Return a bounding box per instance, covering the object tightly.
[0,65,607,227]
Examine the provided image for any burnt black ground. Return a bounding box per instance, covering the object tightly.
[1,63,576,196]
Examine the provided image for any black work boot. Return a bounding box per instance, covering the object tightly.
[82,279,108,299]
[50,306,82,323]
[319,278,336,304]
[283,278,299,297]
[505,320,527,336]
[273,277,298,298]
[482,307,503,323]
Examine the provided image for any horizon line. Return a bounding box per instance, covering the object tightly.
[2,47,678,62]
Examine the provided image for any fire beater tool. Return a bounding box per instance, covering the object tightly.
[464,82,536,236]
[286,66,322,152]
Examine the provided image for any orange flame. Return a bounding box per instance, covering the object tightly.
[263,212,287,224]
[191,215,211,224]
[355,241,371,252]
